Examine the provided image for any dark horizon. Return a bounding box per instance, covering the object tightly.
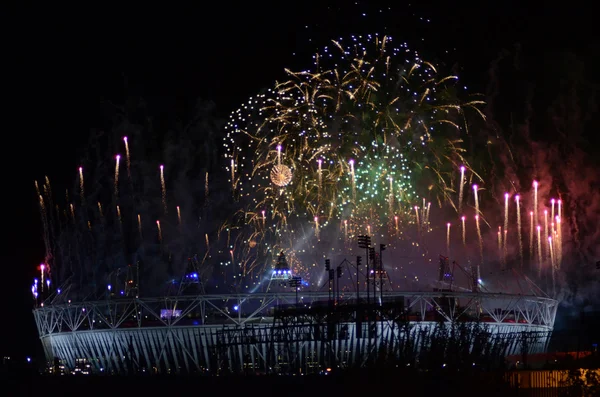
[4,2,599,361]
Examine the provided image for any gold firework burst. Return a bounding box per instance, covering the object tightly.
[270,164,292,187]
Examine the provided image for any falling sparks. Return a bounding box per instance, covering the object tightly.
[472,185,480,216]
[137,214,142,239]
[177,206,182,227]
[550,198,555,228]
[156,220,162,242]
[314,216,320,240]
[424,202,431,232]
[548,236,555,295]
[529,211,534,262]
[497,226,503,264]
[536,225,542,277]
[37,194,51,263]
[123,136,131,178]
[515,195,523,267]
[461,216,466,247]
[206,171,210,200]
[475,215,483,264]
[98,202,104,218]
[556,216,562,267]
[349,159,356,203]
[458,166,465,214]
[446,223,451,257]
[160,165,167,214]
[114,155,120,196]
[318,159,323,201]
[117,205,122,234]
[533,180,538,227]
[503,193,509,257]
[544,210,549,260]
[414,206,420,232]
[78,167,85,205]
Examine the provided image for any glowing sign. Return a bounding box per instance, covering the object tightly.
[160,309,182,319]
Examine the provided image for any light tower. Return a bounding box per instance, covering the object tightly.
[271,251,292,282]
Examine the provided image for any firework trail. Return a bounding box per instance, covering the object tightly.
[78,167,85,205]
[34,180,41,197]
[497,226,502,262]
[177,206,182,227]
[472,185,480,216]
[421,198,427,229]
[461,216,466,248]
[425,202,431,232]
[97,202,104,218]
[503,229,508,268]
[205,171,210,201]
[414,206,421,233]
[37,194,51,263]
[529,211,534,262]
[156,220,162,242]
[556,216,562,267]
[548,236,555,295]
[536,225,542,277]
[43,176,55,265]
[117,205,123,238]
[349,159,356,204]
[515,195,523,267]
[544,209,549,260]
[475,215,483,265]
[550,198,555,229]
[123,136,131,179]
[533,180,538,227]
[137,214,142,239]
[69,203,75,223]
[503,193,509,257]
[446,223,451,257]
[114,154,120,197]
[160,165,167,214]
[458,166,466,214]
[318,159,323,202]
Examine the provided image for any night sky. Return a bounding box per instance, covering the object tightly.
[3,2,598,360]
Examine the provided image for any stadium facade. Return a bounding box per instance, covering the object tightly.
[33,290,557,374]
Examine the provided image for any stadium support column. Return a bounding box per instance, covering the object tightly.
[358,235,371,357]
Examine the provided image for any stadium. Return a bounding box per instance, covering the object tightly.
[31,34,562,375]
[33,254,558,375]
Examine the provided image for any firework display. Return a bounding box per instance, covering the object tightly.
[32,35,567,303]
[31,113,224,300]
[222,34,563,293]
[30,32,573,376]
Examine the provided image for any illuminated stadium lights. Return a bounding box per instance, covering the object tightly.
[272,251,292,281]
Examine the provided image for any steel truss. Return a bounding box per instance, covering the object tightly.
[33,291,557,374]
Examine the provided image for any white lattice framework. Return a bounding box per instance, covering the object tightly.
[33,291,557,374]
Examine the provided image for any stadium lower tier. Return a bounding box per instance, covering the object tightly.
[33,291,557,374]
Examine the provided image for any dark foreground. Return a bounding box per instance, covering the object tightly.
[0,370,558,397]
